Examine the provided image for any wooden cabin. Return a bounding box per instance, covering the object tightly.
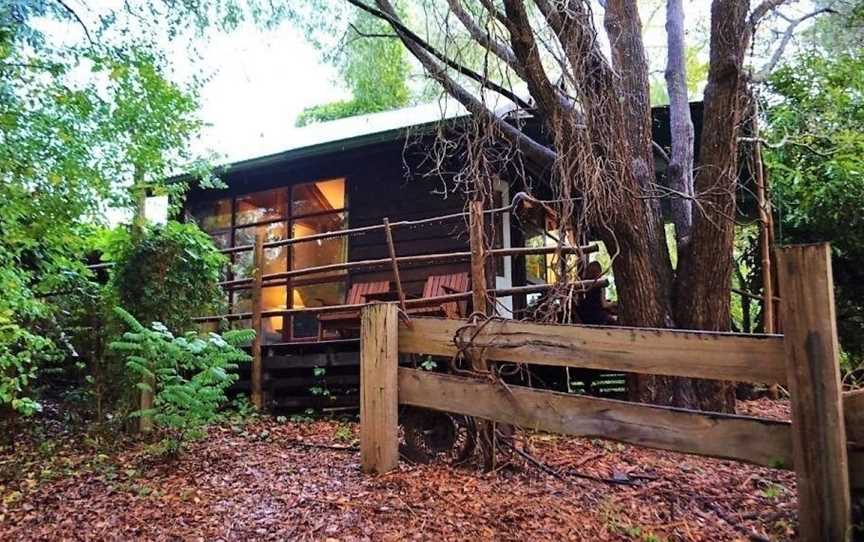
[184,102,723,408]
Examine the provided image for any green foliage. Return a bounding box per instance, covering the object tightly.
[0,321,51,416]
[295,3,411,126]
[765,48,864,363]
[110,222,227,333]
[0,2,210,415]
[110,307,252,448]
[649,44,709,106]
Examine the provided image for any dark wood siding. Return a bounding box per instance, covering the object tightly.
[343,146,469,296]
[185,138,471,302]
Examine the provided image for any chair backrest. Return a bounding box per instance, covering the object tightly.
[422,272,470,317]
[346,280,390,305]
[422,272,470,298]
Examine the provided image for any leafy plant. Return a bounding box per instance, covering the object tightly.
[110,307,252,452]
[0,1,209,418]
[290,409,317,423]
[0,320,52,416]
[310,366,330,397]
[294,2,411,126]
[765,47,864,367]
[109,222,227,333]
[333,423,355,444]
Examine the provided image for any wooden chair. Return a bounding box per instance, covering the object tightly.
[318,280,390,339]
[408,272,470,319]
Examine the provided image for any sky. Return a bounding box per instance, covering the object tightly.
[52,0,815,168]
[177,1,710,164]
[178,21,346,163]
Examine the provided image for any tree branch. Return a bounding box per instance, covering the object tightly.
[445,0,527,80]
[664,0,695,244]
[478,0,510,26]
[748,0,791,29]
[348,23,398,39]
[354,0,557,167]
[343,0,533,111]
[751,8,837,81]
[53,0,94,45]
[501,0,566,119]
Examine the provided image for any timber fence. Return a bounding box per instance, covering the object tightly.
[359,243,858,542]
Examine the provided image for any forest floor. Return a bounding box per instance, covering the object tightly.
[0,399,798,541]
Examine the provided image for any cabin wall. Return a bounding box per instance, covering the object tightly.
[185,139,471,305]
[346,155,469,296]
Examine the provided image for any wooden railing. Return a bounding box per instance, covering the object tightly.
[359,243,855,541]
[195,207,603,412]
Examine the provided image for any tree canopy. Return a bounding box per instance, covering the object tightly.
[765,42,864,365]
[296,5,412,125]
[0,1,211,414]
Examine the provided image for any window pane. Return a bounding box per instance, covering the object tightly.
[210,232,231,250]
[236,189,287,226]
[190,199,231,231]
[232,286,286,343]
[291,178,345,216]
[292,213,347,279]
[292,282,346,338]
[292,282,346,308]
[232,223,287,279]
[525,230,547,284]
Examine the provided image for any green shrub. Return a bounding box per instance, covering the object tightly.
[0,320,52,416]
[110,307,252,451]
[107,221,226,333]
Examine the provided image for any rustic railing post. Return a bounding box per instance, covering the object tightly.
[250,231,265,410]
[360,303,399,474]
[776,243,850,541]
[382,217,408,317]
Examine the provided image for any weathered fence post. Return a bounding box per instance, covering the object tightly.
[360,303,399,474]
[250,231,265,410]
[776,243,850,541]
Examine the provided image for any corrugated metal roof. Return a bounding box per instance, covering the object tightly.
[219,101,471,174]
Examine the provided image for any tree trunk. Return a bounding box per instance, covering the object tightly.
[664,0,695,248]
[359,0,751,414]
[673,0,751,413]
[603,0,700,408]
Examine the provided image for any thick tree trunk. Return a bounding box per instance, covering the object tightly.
[361,0,750,414]
[664,0,695,247]
[603,0,700,407]
[603,0,674,306]
[673,0,751,413]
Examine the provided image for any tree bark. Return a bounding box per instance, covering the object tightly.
[664,0,695,247]
[673,0,751,413]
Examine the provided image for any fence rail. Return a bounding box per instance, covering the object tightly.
[399,317,787,385]
[359,243,855,542]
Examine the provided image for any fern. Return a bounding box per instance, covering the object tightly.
[110,307,253,451]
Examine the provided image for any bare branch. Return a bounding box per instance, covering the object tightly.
[748,0,791,29]
[53,0,94,44]
[533,0,565,35]
[445,0,527,80]
[751,8,837,81]
[501,0,566,118]
[356,0,557,167]
[348,23,398,39]
[343,0,533,111]
[478,0,510,26]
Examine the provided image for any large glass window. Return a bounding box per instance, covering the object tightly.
[190,178,348,342]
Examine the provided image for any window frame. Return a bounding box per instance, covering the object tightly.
[190,177,349,343]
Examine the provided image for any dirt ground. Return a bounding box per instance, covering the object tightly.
[1,399,798,541]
